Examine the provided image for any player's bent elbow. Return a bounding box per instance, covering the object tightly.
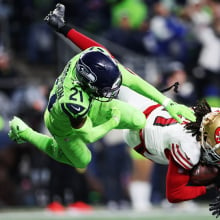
[166,196,180,203]
[166,191,183,203]
[132,112,146,130]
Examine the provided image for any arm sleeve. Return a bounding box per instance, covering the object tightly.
[59,24,107,51]
[76,116,118,143]
[166,155,207,203]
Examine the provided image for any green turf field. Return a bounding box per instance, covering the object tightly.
[0,205,216,220]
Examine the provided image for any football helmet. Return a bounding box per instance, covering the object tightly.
[200,111,220,165]
[75,51,122,101]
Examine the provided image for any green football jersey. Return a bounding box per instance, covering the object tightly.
[44,45,168,137]
[45,52,92,136]
[44,46,118,137]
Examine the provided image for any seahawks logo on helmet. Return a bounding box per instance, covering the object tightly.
[76,62,97,83]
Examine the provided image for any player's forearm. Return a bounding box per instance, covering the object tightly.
[119,63,166,104]
[76,117,118,143]
[166,183,206,203]
[59,24,104,50]
[166,156,206,203]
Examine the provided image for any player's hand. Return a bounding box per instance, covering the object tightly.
[163,98,196,123]
[206,183,217,190]
[209,194,220,218]
[8,116,28,144]
[44,3,66,31]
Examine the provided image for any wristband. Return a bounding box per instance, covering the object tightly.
[162,98,171,107]
[59,24,72,36]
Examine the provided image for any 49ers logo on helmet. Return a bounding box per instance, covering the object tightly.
[214,127,220,143]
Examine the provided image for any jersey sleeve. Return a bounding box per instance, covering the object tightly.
[170,143,195,170]
[166,154,207,203]
[66,28,103,50]
[62,25,115,58]
[61,102,90,119]
[58,83,92,119]
[169,133,201,170]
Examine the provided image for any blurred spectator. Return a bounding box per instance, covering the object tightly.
[87,130,132,209]
[129,149,153,211]
[46,159,91,212]
[102,0,149,54]
[150,60,198,208]
[11,84,48,116]
[0,150,18,206]
[192,16,220,106]
[59,0,111,34]
[118,87,153,211]
[10,0,55,63]
[160,61,197,106]
[149,1,191,64]
[109,0,148,29]
[26,22,54,65]
[150,163,167,206]
[0,46,24,150]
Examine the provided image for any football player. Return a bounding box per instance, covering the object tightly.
[119,87,220,216]
[8,4,195,169]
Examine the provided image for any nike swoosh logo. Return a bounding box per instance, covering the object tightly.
[70,105,81,112]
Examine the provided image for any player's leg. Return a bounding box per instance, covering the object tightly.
[55,136,92,168]
[8,116,74,167]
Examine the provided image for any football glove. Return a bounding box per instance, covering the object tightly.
[44,3,66,31]
[8,116,29,144]
[209,194,220,218]
[163,98,196,123]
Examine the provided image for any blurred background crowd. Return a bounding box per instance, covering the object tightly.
[0,0,220,213]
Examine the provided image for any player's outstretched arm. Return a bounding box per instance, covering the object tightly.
[119,64,196,123]
[163,99,196,123]
[44,3,104,51]
[166,156,207,203]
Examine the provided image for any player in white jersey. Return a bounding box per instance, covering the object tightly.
[119,87,220,205]
[124,100,201,168]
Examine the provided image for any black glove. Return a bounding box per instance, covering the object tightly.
[44,3,66,31]
[209,194,220,218]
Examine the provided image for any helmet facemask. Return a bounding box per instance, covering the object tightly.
[200,112,220,165]
[80,75,122,102]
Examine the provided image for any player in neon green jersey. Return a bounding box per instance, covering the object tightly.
[8,4,195,168]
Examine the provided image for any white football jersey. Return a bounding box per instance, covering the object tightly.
[120,87,201,170]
